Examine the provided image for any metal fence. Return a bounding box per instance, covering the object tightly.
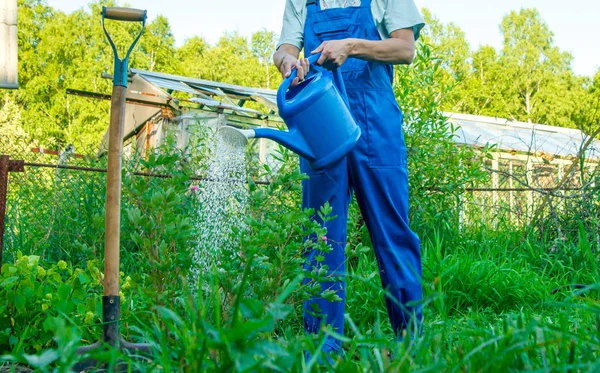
[1,138,599,271]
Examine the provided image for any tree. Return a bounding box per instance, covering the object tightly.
[140,15,178,74]
[176,36,208,78]
[196,32,265,88]
[251,29,278,89]
[420,8,471,82]
[428,7,590,129]
[0,94,31,149]
[498,8,575,124]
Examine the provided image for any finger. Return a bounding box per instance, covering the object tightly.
[303,58,310,72]
[294,60,304,80]
[291,77,299,87]
[282,60,293,78]
[311,42,326,54]
[299,58,309,80]
[317,52,327,67]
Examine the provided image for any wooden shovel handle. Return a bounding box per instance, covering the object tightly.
[104,85,126,297]
[103,7,146,22]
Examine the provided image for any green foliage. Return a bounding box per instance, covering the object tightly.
[421,7,595,130]
[123,138,197,310]
[0,253,102,355]
[0,147,108,264]
[2,3,600,372]
[11,0,281,151]
[394,43,489,233]
[2,141,600,372]
[0,94,33,152]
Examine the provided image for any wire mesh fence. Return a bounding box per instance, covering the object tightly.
[0,136,286,265]
[1,135,599,269]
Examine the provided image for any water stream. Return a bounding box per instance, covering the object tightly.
[189,124,249,295]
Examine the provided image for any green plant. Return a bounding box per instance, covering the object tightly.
[123,139,196,312]
[0,253,102,355]
[394,43,489,236]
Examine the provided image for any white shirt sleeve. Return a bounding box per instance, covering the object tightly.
[383,0,426,41]
[277,0,306,51]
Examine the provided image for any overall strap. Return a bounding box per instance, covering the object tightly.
[306,0,319,10]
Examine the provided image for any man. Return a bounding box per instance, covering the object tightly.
[273,0,426,357]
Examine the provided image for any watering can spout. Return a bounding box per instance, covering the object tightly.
[219,126,315,162]
[253,128,315,162]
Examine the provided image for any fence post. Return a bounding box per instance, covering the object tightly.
[0,155,24,274]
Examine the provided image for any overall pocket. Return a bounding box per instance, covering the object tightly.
[365,91,407,169]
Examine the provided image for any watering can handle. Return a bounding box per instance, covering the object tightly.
[277,53,350,110]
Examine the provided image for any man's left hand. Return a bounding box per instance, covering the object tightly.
[311,39,354,70]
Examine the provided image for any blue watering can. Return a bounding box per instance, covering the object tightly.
[220,53,361,171]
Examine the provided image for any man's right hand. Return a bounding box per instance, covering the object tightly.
[273,44,311,87]
[279,55,310,87]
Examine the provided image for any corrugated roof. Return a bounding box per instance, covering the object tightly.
[444,112,600,160]
[131,68,278,117]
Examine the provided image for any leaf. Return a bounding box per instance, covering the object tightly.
[0,276,18,287]
[14,294,26,313]
[23,349,59,368]
[8,335,18,347]
[266,303,292,321]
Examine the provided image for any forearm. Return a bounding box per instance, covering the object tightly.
[348,37,415,65]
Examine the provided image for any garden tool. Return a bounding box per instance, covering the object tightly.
[219,52,361,171]
[73,6,150,371]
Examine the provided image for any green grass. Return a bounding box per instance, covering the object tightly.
[1,144,599,372]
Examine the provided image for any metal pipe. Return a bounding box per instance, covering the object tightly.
[21,162,270,185]
[0,155,23,273]
[0,156,8,273]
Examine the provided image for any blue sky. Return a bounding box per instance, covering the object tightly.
[47,0,599,77]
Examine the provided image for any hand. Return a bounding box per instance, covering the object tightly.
[279,55,310,87]
[311,39,353,70]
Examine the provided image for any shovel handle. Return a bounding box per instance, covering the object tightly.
[104,85,127,296]
[103,7,147,22]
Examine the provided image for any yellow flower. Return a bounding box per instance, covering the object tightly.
[84,311,95,324]
[122,276,133,290]
[57,260,67,270]
[37,266,47,278]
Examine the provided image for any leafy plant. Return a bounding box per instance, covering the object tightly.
[0,253,102,355]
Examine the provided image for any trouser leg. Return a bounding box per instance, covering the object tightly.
[350,163,423,338]
[347,89,423,338]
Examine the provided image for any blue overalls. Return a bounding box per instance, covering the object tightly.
[300,0,423,354]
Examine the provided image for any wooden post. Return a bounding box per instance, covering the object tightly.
[527,157,534,220]
[557,162,564,213]
[104,86,126,298]
[492,153,499,220]
[0,155,24,273]
[259,122,267,165]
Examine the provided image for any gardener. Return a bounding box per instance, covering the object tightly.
[273,0,426,357]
